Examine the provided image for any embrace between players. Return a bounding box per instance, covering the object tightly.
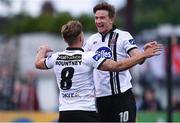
[35,2,163,122]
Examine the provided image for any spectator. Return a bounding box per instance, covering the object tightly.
[139,87,162,111]
[0,79,4,109]
[0,66,14,110]
[12,79,22,110]
[172,96,180,111]
[11,71,39,111]
[139,62,156,89]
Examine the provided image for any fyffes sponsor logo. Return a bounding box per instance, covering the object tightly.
[93,47,112,61]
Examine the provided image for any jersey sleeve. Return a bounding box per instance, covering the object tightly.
[45,53,56,69]
[85,52,106,69]
[122,32,138,53]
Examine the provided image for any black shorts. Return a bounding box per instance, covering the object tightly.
[96,89,136,122]
[58,110,99,122]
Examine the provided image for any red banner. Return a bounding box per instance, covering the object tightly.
[172,45,180,75]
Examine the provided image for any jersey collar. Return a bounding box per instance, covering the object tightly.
[66,47,84,52]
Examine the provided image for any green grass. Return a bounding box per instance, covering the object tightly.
[137,112,180,122]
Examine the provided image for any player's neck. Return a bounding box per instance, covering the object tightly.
[68,38,83,48]
[69,43,82,49]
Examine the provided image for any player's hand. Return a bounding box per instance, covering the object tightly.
[37,45,53,54]
[143,44,163,58]
[143,41,158,51]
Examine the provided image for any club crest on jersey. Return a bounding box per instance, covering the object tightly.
[93,47,112,61]
[93,41,97,44]
[129,39,136,45]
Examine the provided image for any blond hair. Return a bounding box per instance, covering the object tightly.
[61,20,82,45]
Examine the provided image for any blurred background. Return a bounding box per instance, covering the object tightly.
[0,0,180,122]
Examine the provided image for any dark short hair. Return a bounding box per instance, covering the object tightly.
[61,20,82,45]
[93,2,116,19]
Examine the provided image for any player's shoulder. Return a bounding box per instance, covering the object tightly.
[52,51,61,56]
[87,33,100,42]
[114,29,133,41]
[89,32,99,38]
[84,33,100,49]
[49,51,64,59]
[115,29,132,37]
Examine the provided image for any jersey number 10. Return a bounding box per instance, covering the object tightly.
[119,111,129,122]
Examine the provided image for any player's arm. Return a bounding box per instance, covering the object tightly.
[128,48,144,64]
[128,41,158,64]
[35,45,53,69]
[99,44,162,72]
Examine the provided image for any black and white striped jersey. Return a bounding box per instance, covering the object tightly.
[83,27,138,97]
[45,47,106,111]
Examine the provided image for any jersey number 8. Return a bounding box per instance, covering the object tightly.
[60,67,74,90]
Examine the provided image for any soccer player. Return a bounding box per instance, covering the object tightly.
[35,20,161,122]
[83,2,160,122]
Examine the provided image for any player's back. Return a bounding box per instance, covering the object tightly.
[45,48,105,111]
